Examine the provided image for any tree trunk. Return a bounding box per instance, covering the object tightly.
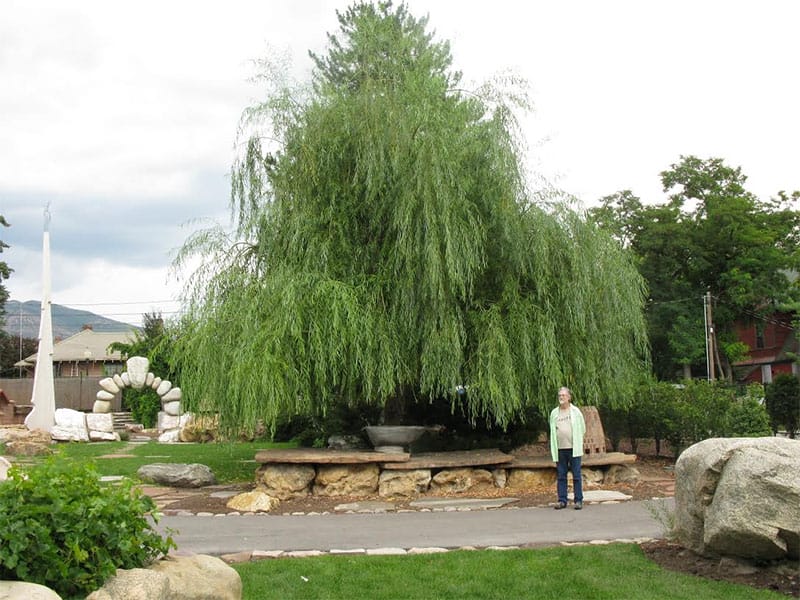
[712,331,731,382]
[381,388,410,425]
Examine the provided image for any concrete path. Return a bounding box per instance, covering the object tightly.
[157,498,672,556]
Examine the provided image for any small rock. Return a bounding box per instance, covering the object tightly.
[137,463,217,488]
[226,490,280,513]
[220,551,253,564]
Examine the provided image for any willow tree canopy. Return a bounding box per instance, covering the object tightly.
[174,2,649,435]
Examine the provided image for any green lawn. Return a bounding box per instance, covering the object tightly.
[233,545,783,600]
[9,439,296,483]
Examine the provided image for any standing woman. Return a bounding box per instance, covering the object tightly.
[549,387,586,510]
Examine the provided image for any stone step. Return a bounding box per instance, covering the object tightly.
[111,412,137,430]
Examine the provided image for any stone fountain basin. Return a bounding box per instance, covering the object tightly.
[365,425,428,453]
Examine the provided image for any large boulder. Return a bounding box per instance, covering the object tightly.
[0,427,53,456]
[430,468,494,494]
[313,464,379,496]
[51,408,89,442]
[137,463,217,488]
[86,568,170,599]
[126,356,150,389]
[506,468,555,490]
[0,581,62,599]
[0,426,49,444]
[148,555,242,600]
[604,464,640,484]
[87,554,241,600]
[257,464,315,499]
[0,456,12,480]
[378,469,431,497]
[674,437,800,561]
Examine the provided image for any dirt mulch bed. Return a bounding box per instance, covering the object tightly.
[641,539,799,597]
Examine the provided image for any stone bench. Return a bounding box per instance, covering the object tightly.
[380,449,513,470]
[509,452,637,469]
[255,448,409,464]
[252,448,638,499]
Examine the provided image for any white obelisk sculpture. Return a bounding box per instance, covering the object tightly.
[25,206,56,432]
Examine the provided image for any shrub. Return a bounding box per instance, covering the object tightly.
[765,374,800,438]
[123,387,162,429]
[0,459,175,599]
[725,397,772,437]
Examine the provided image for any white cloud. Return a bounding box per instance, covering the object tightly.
[1,0,799,322]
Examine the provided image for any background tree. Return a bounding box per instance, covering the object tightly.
[173,1,649,438]
[0,335,38,377]
[590,156,800,380]
[0,215,11,324]
[109,312,178,428]
[0,215,20,377]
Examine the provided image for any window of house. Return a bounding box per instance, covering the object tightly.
[104,363,123,376]
[755,323,765,349]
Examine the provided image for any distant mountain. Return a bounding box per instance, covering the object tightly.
[3,300,138,340]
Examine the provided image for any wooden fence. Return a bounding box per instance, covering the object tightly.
[0,377,122,412]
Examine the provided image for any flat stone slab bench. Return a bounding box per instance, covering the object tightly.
[254,448,635,469]
[255,448,410,464]
[381,449,514,470]
[509,452,637,469]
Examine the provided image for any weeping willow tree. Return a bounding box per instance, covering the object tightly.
[173,1,649,436]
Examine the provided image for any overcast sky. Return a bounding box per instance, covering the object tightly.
[2,0,798,327]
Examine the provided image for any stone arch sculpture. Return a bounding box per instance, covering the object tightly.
[93,356,182,417]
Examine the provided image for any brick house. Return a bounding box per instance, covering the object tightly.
[733,311,798,384]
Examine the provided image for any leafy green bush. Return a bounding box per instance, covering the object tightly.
[724,397,772,437]
[123,387,162,429]
[608,380,774,458]
[765,374,800,438]
[0,459,175,599]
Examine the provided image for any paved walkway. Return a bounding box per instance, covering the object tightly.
[156,496,673,558]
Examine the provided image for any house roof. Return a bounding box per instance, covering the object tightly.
[15,329,136,367]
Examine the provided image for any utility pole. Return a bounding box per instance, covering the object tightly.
[705,291,715,381]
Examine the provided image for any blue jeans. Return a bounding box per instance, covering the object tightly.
[556,448,583,504]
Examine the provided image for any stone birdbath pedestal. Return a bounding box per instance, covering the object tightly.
[365,425,431,454]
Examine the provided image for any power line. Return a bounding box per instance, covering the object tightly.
[720,303,796,331]
[56,300,180,307]
[647,297,696,306]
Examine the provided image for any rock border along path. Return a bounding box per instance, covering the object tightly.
[215,536,660,565]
